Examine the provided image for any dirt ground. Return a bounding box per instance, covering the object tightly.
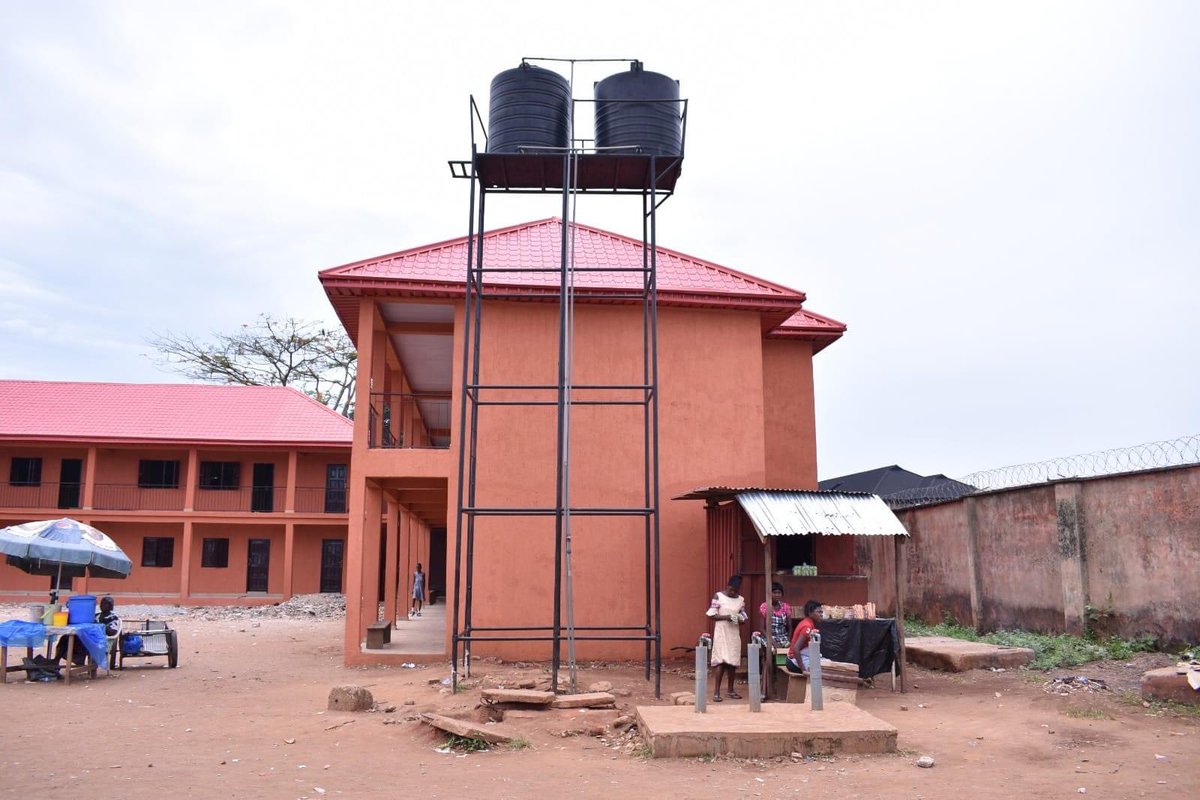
[1,610,1196,800]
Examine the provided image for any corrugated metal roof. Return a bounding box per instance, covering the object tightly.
[735,491,908,538]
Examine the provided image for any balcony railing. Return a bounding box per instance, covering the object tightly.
[0,482,82,510]
[0,483,349,514]
[368,392,451,449]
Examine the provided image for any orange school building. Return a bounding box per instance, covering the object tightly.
[0,382,353,604]
[320,218,846,664]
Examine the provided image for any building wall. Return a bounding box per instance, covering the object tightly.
[292,524,348,595]
[343,297,825,662]
[883,465,1200,645]
[0,441,350,604]
[761,339,818,489]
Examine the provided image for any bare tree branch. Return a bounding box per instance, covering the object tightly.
[148,315,357,417]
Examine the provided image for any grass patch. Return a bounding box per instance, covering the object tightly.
[1118,690,1200,719]
[1064,707,1110,720]
[905,618,1157,671]
[507,737,531,751]
[444,733,490,752]
[631,743,654,759]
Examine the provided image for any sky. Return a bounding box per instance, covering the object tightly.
[1,1,1197,481]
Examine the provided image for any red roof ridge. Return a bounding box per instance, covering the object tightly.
[557,218,806,300]
[319,218,563,278]
[320,217,805,301]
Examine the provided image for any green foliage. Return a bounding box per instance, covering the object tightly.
[905,617,1159,671]
[1064,707,1110,719]
[444,734,489,752]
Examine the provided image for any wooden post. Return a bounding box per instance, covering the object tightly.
[763,537,774,700]
[894,534,908,693]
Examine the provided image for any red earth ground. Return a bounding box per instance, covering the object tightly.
[1,612,1195,799]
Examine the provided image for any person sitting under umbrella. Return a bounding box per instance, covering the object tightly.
[49,596,121,668]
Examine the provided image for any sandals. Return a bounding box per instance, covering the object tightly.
[712,694,723,702]
[727,691,743,699]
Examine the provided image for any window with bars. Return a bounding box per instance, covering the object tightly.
[9,457,42,486]
[199,461,240,490]
[138,459,181,488]
[201,537,229,568]
[141,537,175,568]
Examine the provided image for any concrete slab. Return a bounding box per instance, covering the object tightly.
[481,688,555,705]
[905,636,1034,672]
[1141,667,1200,706]
[635,702,896,759]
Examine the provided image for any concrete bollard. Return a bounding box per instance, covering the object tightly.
[695,633,711,713]
[748,632,766,712]
[809,631,823,711]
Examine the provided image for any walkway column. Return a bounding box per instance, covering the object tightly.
[359,483,384,635]
[283,521,296,600]
[184,449,198,512]
[344,297,379,658]
[285,450,298,513]
[82,446,97,510]
[383,499,400,625]
[399,508,414,617]
[180,520,194,600]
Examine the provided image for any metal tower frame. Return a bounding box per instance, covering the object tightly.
[447,58,686,698]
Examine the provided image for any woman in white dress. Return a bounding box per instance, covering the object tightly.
[706,575,747,701]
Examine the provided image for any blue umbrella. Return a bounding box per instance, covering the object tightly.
[0,518,133,593]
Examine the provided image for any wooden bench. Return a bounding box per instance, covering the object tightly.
[776,665,808,703]
[366,621,391,649]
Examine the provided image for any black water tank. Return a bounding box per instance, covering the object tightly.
[594,62,681,157]
[487,63,571,154]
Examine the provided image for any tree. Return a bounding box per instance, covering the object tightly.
[148,315,357,417]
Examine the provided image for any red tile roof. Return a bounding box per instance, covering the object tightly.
[768,309,848,354]
[321,217,802,301]
[319,218,844,347]
[0,381,352,447]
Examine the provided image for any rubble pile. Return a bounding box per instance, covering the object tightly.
[1043,676,1109,695]
[187,593,347,622]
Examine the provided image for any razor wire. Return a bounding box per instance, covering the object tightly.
[881,434,1200,509]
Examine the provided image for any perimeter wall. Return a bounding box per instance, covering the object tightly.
[857,464,1200,646]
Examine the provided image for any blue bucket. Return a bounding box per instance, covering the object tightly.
[67,594,97,624]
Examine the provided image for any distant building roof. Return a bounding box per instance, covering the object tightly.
[320,217,845,347]
[0,381,352,447]
[819,466,975,507]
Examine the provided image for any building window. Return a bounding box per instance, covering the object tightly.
[138,460,181,489]
[774,535,815,572]
[9,457,43,486]
[199,461,240,490]
[201,538,229,568]
[141,537,175,568]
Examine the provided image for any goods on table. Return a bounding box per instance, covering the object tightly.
[821,602,876,620]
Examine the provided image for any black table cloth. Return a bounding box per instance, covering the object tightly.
[817,618,900,679]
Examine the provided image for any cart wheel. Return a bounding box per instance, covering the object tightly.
[167,630,179,668]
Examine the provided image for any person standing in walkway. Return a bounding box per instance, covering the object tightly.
[410,563,426,618]
[706,575,747,701]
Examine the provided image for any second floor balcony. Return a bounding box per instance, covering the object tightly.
[0,482,349,515]
[368,392,451,450]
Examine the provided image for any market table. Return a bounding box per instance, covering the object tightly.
[818,617,901,682]
[0,620,107,685]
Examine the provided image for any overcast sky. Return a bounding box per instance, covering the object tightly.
[2,1,1196,480]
